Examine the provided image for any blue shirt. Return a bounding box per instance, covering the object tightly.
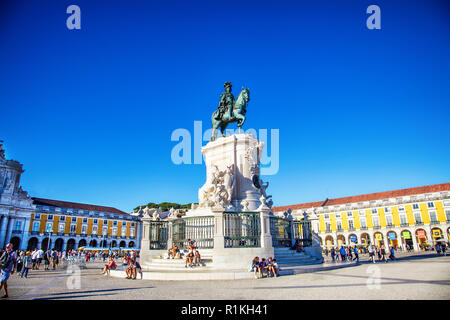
[1,251,17,273]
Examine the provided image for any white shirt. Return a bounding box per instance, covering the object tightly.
[37,249,44,258]
[32,251,39,259]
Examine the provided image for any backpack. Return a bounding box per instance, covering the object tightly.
[0,251,11,270]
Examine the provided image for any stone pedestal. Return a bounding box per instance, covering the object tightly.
[192,133,266,213]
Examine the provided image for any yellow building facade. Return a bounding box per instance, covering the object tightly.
[274,183,450,251]
[23,198,141,251]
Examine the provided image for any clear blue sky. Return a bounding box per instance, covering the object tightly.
[1,0,449,212]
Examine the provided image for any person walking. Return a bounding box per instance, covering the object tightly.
[368,245,375,263]
[339,246,346,262]
[347,247,353,261]
[380,245,388,263]
[0,243,17,299]
[51,249,58,270]
[435,243,441,255]
[16,251,24,276]
[330,248,336,262]
[353,246,359,262]
[21,252,33,278]
[389,246,395,261]
[44,249,50,270]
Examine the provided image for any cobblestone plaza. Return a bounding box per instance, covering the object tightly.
[4,252,449,300]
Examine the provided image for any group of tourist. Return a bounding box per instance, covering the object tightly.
[328,246,361,263]
[101,250,141,279]
[250,256,279,279]
[167,239,203,268]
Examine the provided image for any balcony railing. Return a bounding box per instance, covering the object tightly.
[11,230,23,234]
[373,225,381,229]
[348,227,355,231]
[31,231,39,235]
[386,223,394,228]
[429,220,440,225]
[57,232,65,236]
[400,223,409,227]
[415,222,423,226]
[69,232,77,236]
[336,228,343,232]
[360,226,367,230]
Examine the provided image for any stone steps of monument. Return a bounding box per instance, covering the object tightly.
[149,257,213,265]
[272,251,309,258]
[274,248,322,266]
[275,256,319,264]
[110,269,255,280]
[144,257,213,271]
[277,259,322,267]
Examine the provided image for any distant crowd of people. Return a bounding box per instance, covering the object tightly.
[0,243,141,298]
[323,241,448,264]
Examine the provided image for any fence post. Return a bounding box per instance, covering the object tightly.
[139,216,152,264]
[259,208,273,249]
[213,209,225,249]
[167,217,175,250]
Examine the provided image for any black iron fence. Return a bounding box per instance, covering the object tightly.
[149,221,169,250]
[172,216,214,249]
[270,216,292,247]
[293,220,312,247]
[223,212,260,248]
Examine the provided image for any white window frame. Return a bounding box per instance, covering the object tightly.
[32,222,39,232]
[70,224,77,233]
[58,223,65,233]
[81,225,87,234]
[414,212,422,223]
[360,217,367,228]
[92,226,98,235]
[386,215,393,226]
[400,214,408,225]
[429,211,438,222]
[373,216,380,227]
[348,219,354,229]
[46,222,53,232]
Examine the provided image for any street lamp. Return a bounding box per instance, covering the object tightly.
[48,231,53,250]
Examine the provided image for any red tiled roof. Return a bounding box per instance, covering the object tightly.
[272,182,450,212]
[32,197,129,215]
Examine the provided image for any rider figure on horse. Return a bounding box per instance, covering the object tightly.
[215,82,234,121]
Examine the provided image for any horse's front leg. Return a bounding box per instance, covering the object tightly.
[236,114,246,128]
[211,128,217,141]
